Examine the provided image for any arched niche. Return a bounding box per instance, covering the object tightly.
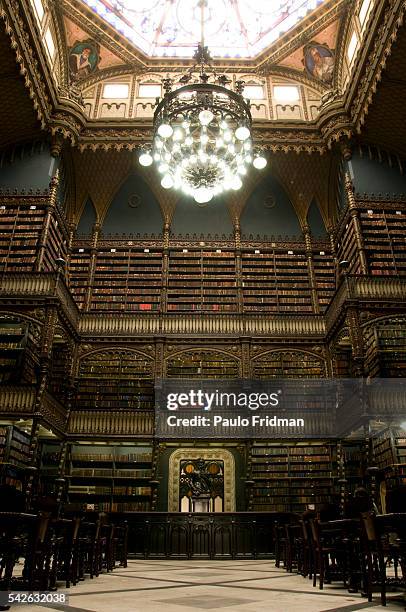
[252,349,326,378]
[76,197,97,234]
[76,349,154,410]
[102,174,163,235]
[307,199,327,237]
[171,196,233,238]
[166,349,240,378]
[240,173,301,238]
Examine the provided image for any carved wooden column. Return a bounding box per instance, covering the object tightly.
[346,306,365,377]
[241,340,251,378]
[35,170,59,271]
[155,339,165,380]
[327,222,339,288]
[303,223,320,314]
[65,221,76,289]
[26,306,58,508]
[160,222,170,313]
[84,221,101,311]
[345,173,368,274]
[234,220,243,313]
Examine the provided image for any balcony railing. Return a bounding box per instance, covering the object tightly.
[0,272,405,338]
[68,410,154,436]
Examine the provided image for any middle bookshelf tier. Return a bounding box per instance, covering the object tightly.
[250,441,338,513]
[65,442,154,512]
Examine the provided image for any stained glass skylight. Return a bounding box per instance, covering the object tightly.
[82,0,326,59]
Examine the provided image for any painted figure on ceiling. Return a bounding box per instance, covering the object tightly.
[69,40,100,80]
[304,43,335,84]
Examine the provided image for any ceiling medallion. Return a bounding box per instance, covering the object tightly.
[138,41,267,204]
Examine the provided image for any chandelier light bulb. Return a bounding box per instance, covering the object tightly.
[157,123,173,138]
[161,175,174,189]
[200,133,209,145]
[138,152,153,167]
[235,126,251,141]
[231,176,243,190]
[185,136,193,146]
[194,187,213,204]
[198,109,214,126]
[253,155,267,169]
[173,128,184,141]
[223,130,232,142]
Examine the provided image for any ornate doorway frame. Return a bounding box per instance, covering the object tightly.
[168,448,235,512]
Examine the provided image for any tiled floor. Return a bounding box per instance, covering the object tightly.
[10,560,406,612]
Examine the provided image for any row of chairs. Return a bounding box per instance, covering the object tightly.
[274,512,406,606]
[0,512,128,595]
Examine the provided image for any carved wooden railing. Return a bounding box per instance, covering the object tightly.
[326,276,406,332]
[0,386,36,413]
[0,273,53,295]
[41,391,67,432]
[68,410,154,436]
[78,313,326,337]
[0,272,79,326]
[1,272,405,339]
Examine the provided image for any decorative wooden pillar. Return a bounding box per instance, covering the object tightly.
[26,306,58,508]
[344,173,368,275]
[327,222,339,288]
[234,220,243,313]
[241,340,251,378]
[303,223,320,314]
[35,170,59,271]
[160,222,170,313]
[65,221,76,289]
[84,221,101,311]
[155,339,165,380]
[346,306,365,377]
[336,441,347,517]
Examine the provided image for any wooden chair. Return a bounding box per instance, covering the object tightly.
[360,512,387,606]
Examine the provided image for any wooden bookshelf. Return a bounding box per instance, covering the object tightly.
[373,428,406,490]
[0,203,44,272]
[252,350,325,378]
[66,442,153,512]
[166,350,239,378]
[69,246,91,309]
[76,350,154,411]
[336,218,360,276]
[241,249,313,313]
[38,439,63,497]
[250,441,337,513]
[0,316,28,383]
[167,248,203,311]
[0,424,31,488]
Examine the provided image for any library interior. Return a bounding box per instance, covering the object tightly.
[0,0,406,610]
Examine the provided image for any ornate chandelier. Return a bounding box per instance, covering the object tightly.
[138,5,267,204]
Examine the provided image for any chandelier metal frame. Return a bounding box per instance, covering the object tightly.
[138,3,267,204]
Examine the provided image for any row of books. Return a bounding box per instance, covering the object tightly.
[70,468,152,478]
[71,452,152,462]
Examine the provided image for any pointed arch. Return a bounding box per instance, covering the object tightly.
[240,171,301,238]
[76,197,97,234]
[102,172,163,235]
